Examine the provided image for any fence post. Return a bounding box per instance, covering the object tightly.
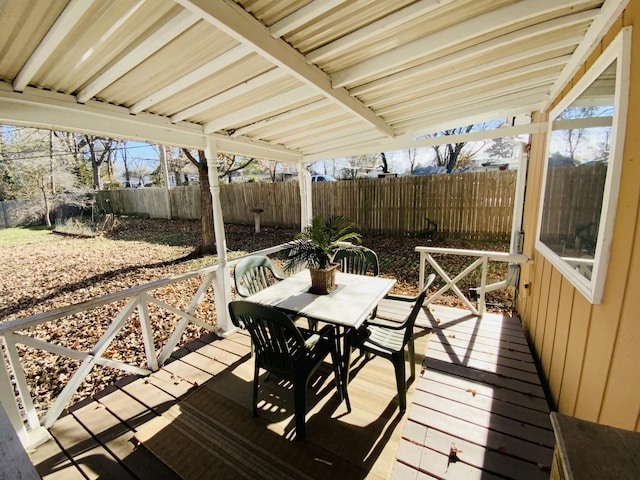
[159,145,172,219]
[0,342,29,445]
[1,336,51,449]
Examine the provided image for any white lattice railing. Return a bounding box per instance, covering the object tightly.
[416,247,530,317]
[0,245,284,449]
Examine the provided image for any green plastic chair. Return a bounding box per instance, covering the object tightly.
[350,273,436,412]
[332,246,381,323]
[228,300,340,440]
[333,246,380,276]
[234,255,284,298]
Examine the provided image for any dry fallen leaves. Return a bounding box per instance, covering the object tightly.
[1,218,513,415]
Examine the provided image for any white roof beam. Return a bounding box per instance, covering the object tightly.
[170,68,288,123]
[395,93,548,134]
[76,10,199,103]
[0,84,300,162]
[130,44,250,114]
[364,47,574,108]
[217,134,302,163]
[303,122,548,162]
[390,85,551,125]
[257,111,353,142]
[333,0,597,88]
[175,0,394,137]
[545,0,631,107]
[377,65,563,116]
[269,0,348,38]
[203,85,318,134]
[303,129,383,154]
[350,17,591,98]
[275,118,364,146]
[231,99,335,137]
[306,0,455,64]
[13,0,97,92]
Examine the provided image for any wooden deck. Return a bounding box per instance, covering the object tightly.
[27,304,553,480]
[390,304,554,479]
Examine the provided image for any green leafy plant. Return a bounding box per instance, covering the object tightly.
[283,215,362,272]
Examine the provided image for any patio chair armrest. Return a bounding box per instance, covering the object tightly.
[304,334,321,348]
[382,293,417,302]
[366,318,405,330]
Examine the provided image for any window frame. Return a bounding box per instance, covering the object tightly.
[535,27,632,304]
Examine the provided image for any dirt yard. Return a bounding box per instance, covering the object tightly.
[1,217,514,412]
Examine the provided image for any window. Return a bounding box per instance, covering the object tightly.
[536,27,631,303]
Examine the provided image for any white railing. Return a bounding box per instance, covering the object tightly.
[416,247,530,317]
[0,245,285,449]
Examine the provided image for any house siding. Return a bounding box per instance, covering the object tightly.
[518,3,640,431]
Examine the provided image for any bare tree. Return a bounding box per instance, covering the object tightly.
[53,132,116,189]
[1,127,80,226]
[379,152,389,173]
[486,137,515,160]
[129,159,152,187]
[84,135,115,189]
[557,106,604,162]
[217,153,256,183]
[263,160,280,182]
[407,148,418,174]
[431,125,474,172]
[341,154,378,179]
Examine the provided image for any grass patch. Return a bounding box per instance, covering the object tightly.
[0,226,52,247]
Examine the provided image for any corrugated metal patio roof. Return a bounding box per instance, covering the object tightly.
[0,0,628,163]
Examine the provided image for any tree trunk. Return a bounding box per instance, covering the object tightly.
[39,181,51,228]
[183,148,216,255]
[49,131,56,194]
[196,158,216,254]
[380,152,389,173]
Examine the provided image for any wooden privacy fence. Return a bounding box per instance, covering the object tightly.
[95,171,520,239]
[539,163,607,245]
[0,199,38,229]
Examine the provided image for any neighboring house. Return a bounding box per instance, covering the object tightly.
[412,166,448,175]
[168,162,200,186]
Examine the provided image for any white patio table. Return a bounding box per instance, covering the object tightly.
[245,269,396,411]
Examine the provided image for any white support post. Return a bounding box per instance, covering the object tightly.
[478,256,489,317]
[2,333,41,433]
[159,145,172,219]
[298,161,312,230]
[0,342,31,447]
[418,251,426,289]
[510,139,529,254]
[0,403,41,479]
[136,295,158,371]
[204,138,233,333]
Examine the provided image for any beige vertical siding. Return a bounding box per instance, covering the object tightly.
[518,4,640,431]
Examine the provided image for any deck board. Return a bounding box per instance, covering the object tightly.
[29,304,553,480]
[394,304,553,479]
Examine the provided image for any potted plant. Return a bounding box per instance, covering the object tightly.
[283,215,363,294]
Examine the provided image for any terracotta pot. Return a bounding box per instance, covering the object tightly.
[308,263,340,294]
